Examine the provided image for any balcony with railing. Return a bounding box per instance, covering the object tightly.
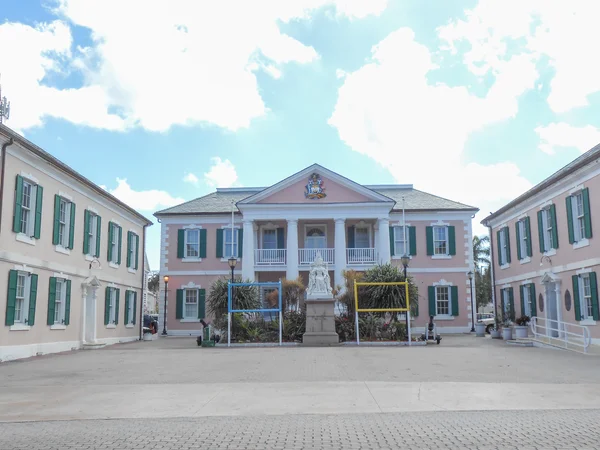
[299,248,335,266]
[254,249,287,266]
[346,248,377,265]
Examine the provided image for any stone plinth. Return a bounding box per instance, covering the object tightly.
[303,297,339,346]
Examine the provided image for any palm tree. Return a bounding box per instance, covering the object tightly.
[473,235,490,271]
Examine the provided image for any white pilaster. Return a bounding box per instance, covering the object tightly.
[334,218,346,290]
[286,219,299,280]
[242,220,255,281]
[378,218,391,264]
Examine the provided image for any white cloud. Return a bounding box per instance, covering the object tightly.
[106,178,184,211]
[204,157,239,188]
[329,28,534,236]
[0,0,387,133]
[183,173,199,185]
[536,123,600,155]
[437,0,600,114]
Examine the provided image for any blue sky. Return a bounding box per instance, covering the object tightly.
[2,0,600,270]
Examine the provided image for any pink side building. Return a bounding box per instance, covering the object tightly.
[154,164,479,336]
[482,143,600,345]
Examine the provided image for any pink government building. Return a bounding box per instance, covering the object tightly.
[483,142,600,345]
[155,164,479,336]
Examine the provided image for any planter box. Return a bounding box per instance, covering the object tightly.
[475,323,486,337]
[490,329,502,339]
[502,327,513,340]
[514,325,529,339]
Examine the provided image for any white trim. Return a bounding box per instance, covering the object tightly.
[9,324,31,331]
[220,224,241,229]
[50,324,67,330]
[58,190,74,202]
[433,279,454,286]
[538,200,553,210]
[16,233,36,245]
[159,216,240,225]
[519,257,531,265]
[55,245,70,255]
[159,270,240,276]
[543,249,557,257]
[109,262,119,269]
[20,171,39,184]
[517,213,528,220]
[128,267,137,274]
[390,221,412,227]
[180,319,201,323]
[220,257,241,263]
[429,220,450,226]
[573,239,590,249]
[181,257,203,263]
[495,258,600,285]
[106,324,116,329]
[181,281,201,289]
[432,255,452,260]
[433,316,455,321]
[126,324,135,328]
[0,340,80,362]
[500,263,510,270]
[569,184,585,195]
[87,206,99,214]
[183,224,204,229]
[521,279,533,285]
[110,218,122,226]
[579,319,597,326]
[53,272,70,279]
[576,267,593,275]
[13,264,33,273]
[85,254,95,262]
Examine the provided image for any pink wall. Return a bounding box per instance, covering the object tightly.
[257,176,373,204]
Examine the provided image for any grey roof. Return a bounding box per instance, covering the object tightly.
[482,142,600,224]
[154,186,478,216]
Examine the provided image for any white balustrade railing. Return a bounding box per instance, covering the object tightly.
[254,249,286,266]
[299,248,335,265]
[346,248,377,265]
[530,316,591,354]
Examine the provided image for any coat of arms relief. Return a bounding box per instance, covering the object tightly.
[305,173,327,199]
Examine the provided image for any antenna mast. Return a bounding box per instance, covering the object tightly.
[0,74,11,124]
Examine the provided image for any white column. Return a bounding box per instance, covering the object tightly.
[378,218,391,264]
[334,219,346,291]
[286,219,299,280]
[242,220,255,281]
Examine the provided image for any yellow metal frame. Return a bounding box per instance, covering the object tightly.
[353,281,410,313]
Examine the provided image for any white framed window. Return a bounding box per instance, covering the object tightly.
[20,180,37,237]
[109,223,120,264]
[579,274,593,320]
[14,272,29,324]
[517,220,527,259]
[262,229,277,250]
[54,279,68,324]
[108,288,117,324]
[305,225,326,249]
[436,286,450,316]
[541,208,554,251]
[127,232,139,268]
[502,289,511,318]
[570,192,586,242]
[127,291,135,325]
[523,284,531,317]
[224,228,239,258]
[499,228,509,265]
[393,226,408,256]
[86,213,99,256]
[433,226,448,255]
[354,226,370,248]
[185,229,200,258]
[184,289,198,319]
[57,198,73,248]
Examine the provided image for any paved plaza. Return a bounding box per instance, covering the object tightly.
[1,336,600,449]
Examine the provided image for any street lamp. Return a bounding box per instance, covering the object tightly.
[468,271,475,332]
[162,275,169,336]
[401,254,410,331]
[228,256,237,283]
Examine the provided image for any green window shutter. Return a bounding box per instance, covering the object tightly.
[177,229,185,258]
[115,289,120,324]
[238,229,243,258]
[428,286,436,316]
[33,185,43,239]
[276,228,285,250]
[525,217,532,257]
[505,227,511,263]
[573,275,581,321]
[515,222,522,261]
[28,274,38,326]
[52,195,61,245]
[5,270,18,326]
[426,227,433,256]
[13,175,23,233]
[566,196,575,244]
[133,292,137,325]
[448,226,456,256]
[347,226,355,249]
[47,277,57,326]
[176,289,184,319]
[519,285,525,316]
[124,292,130,325]
[117,226,122,265]
[583,188,593,239]
[537,210,545,253]
[389,226,395,257]
[216,229,224,258]
[496,230,502,266]
[589,272,599,321]
[499,288,505,316]
[68,203,76,249]
[126,231,132,268]
[64,280,71,326]
[135,234,139,269]
[508,288,515,321]
[550,204,559,249]
[198,289,206,319]
[199,229,207,258]
[451,286,459,316]
[107,222,114,262]
[104,287,111,325]
[409,226,417,256]
[530,284,537,317]
[95,215,102,258]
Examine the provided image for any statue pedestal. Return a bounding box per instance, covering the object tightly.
[303,295,339,346]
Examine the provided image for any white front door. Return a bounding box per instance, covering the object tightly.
[545,282,559,337]
[85,288,97,343]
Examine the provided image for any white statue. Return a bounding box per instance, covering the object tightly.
[307,252,333,298]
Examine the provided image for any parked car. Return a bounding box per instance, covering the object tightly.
[477,313,495,334]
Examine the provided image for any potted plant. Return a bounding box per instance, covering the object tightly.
[501,317,513,340]
[474,319,486,337]
[490,315,502,339]
[514,315,530,338]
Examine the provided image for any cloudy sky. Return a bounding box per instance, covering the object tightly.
[2,0,599,270]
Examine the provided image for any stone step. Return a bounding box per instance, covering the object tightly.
[82,343,106,350]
